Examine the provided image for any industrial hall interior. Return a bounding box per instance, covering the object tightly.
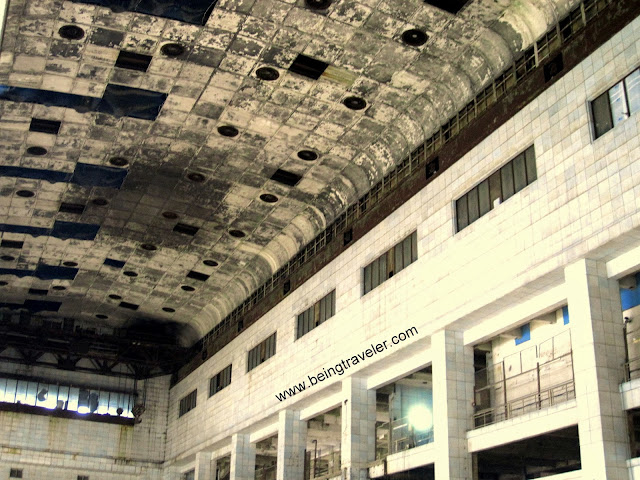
[1,0,640,478]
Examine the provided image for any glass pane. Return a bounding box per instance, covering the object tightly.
[25,381,37,406]
[513,153,527,192]
[15,380,27,404]
[402,236,411,269]
[57,386,69,410]
[489,171,502,208]
[411,231,417,262]
[467,186,480,223]
[456,196,469,232]
[609,81,627,126]
[478,180,490,216]
[592,91,613,138]
[43,384,57,409]
[297,314,304,338]
[364,265,372,294]
[525,147,537,183]
[378,255,387,282]
[318,296,325,324]
[0,378,6,402]
[501,163,515,200]
[394,243,403,274]
[625,69,640,114]
[96,391,108,414]
[5,379,17,403]
[371,259,380,289]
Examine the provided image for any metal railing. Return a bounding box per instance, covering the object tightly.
[375,417,434,459]
[305,449,341,480]
[188,0,614,370]
[254,464,276,480]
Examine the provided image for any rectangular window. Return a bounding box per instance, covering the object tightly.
[78,476,90,480]
[183,470,195,480]
[10,469,23,479]
[455,146,536,232]
[363,232,418,295]
[209,365,232,397]
[296,290,336,339]
[247,333,277,372]
[591,67,640,139]
[179,389,197,417]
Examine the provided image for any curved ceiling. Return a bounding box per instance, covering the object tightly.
[0,0,579,342]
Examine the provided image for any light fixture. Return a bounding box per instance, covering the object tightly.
[203,259,218,267]
[217,125,239,137]
[256,66,280,81]
[161,43,185,57]
[401,29,428,47]
[229,229,245,238]
[59,25,85,40]
[260,193,278,203]
[16,190,35,198]
[26,146,47,155]
[407,404,433,431]
[297,150,318,161]
[109,156,128,167]
[343,96,367,110]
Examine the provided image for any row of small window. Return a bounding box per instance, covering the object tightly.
[592,68,639,139]
[363,232,418,295]
[9,470,87,480]
[178,363,234,416]
[0,376,135,417]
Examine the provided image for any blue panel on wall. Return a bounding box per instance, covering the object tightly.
[51,221,100,240]
[562,306,570,325]
[620,273,640,310]
[0,268,34,278]
[0,166,72,183]
[103,258,126,268]
[71,163,127,188]
[0,84,166,120]
[68,0,217,25]
[0,224,50,237]
[97,84,167,120]
[35,264,78,280]
[515,323,531,345]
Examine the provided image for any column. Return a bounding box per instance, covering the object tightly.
[341,376,376,480]
[565,259,629,479]
[230,433,256,480]
[195,451,213,480]
[432,329,474,480]
[276,410,307,480]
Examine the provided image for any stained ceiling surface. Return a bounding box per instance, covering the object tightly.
[0,0,578,343]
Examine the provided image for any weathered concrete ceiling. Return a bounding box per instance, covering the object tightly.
[0,0,578,342]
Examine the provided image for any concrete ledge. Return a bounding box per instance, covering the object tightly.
[467,399,577,452]
[369,443,435,478]
[620,378,640,410]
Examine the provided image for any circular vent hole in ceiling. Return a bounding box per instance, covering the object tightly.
[343,96,367,110]
[297,150,318,161]
[256,67,280,81]
[123,271,138,277]
[203,259,218,267]
[229,229,246,238]
[63,261,78,267]
[26,146,47,156]
[0,281,7,286]
[401,29,428,47]
[162,307,176,312]
[187,172,205,182]
[217,125,239,137]
[161,43,185,57]
[109,294,122,300]
[52,285,66,291]
[109,156,128,167]
[260,193,278,203]
[162,211,179,219]
[305,0,332,9]
[59,25,85,40]
[16,190,35,198]
[1,255,15,261]
[181,285,195,292]
[140,243,157,251]
[92,198,108,206]
[96,314,108,320]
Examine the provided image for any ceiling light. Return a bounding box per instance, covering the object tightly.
[109,156,128,167]
[119,301,139,310]
[297,150,318,161]
[162,211,179,219]
[229,229,245,238]
[59,202,86,214]
[1,240,23,249]
[271,169,301,187]
[16,190,35,198]
[140,243,157,251]
[63,261,78,267]
[109,294,122,300]
[123,271,138,277]
[187,270,210,281]
[161,43,185,57]
[203,259,218,267]
[343,96,367,110]
[58,25,85,40]
[260,193,278,203]
[187,172,205,182]
[1,255,15,261]
[256,67,280,81]
[217,125,239,137]
[162,307,176,312]
[92,198,108,206]
[115,50,152,72]
[289,54,328,80]
[96,314,108,319]
[305,0,332,9]
[181,285,195,291]
[26,146,47,155]
[402,29,428,47]
[29,118,61,135]
[173,223,199,236]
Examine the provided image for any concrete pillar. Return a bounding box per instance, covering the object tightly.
[341,376,376,480]
[432,329,474,480]
[565,259,629,479]
[195,451,213,480]
[230,433,256,480]
[162,466,182,480]
[277,410,307,480]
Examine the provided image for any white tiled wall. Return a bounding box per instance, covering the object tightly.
[165,14,640,466]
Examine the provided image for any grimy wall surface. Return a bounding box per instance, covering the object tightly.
[164,12,640,464]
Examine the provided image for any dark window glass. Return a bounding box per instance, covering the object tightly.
[362,232,417,295]
[179,389,197,417]
[500,162,515,200]
[592,90,613,138]
[247,333,277,371]
[513,153,527,192]
[209,365,232,397]
[456,196,469,231]
[467,186,480,223]
[626,69,640,114]
[478,180,491,216]
[525,146,537,183]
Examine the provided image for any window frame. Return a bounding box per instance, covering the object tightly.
[178,389,197,417]
[209,364,232,397]
[247,332,277,372]
[590,67,640,140]
[296,290,336,339]
[362,231,418,296]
